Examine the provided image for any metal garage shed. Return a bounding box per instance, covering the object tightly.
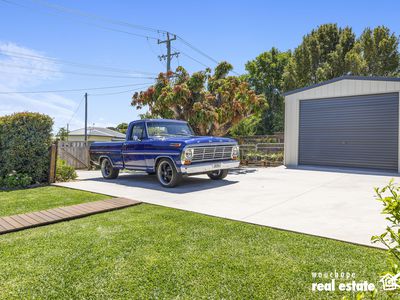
[283,76,400,172]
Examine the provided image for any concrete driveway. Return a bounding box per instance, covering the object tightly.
[54,166,397,248]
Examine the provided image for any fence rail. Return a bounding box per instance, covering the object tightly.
[57,135,285,169]
[238,137,284,167]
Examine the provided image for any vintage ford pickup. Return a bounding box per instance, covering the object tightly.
[89,119,240,187]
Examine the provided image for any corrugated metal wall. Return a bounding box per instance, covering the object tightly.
[298,93,399,171]
[284,79,400,170]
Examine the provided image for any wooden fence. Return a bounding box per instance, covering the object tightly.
[234,132,284,145]
[56,134,285,170]
[236,133,284,167]
[57,141,90,170]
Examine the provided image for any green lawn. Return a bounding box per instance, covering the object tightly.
[0,186,109,216]
[0,198,389,299]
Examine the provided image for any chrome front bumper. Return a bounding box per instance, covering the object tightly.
[179,160,240,174]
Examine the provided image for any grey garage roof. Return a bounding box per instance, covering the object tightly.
[283,75,400,96]
[69,127,125,138]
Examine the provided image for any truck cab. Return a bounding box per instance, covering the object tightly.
[89,119,240,187]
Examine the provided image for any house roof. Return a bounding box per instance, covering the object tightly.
[283,75,400,96]
[68,127,125,138]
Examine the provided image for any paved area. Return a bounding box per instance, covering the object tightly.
[54,166,398,248]
[0,198,140,234]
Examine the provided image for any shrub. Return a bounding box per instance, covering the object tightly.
[56,159,77,182]
[0,112,53,184]
[0,171,32,189]
[372,180,400,298]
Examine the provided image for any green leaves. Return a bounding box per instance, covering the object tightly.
[373,180,400,297]
[244,47,290,134]
[282,24,400,91]
[131,62,266,136]
[0,112,53,185]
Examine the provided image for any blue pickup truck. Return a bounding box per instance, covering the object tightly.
[89,119,240,187]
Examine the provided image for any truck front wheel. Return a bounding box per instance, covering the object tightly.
[207,169,228,180]
[156,158,181,188]
[101,158,119,179]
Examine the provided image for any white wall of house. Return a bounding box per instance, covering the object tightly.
[284,79,400,170]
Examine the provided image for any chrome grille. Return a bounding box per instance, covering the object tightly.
[191,145,234,162]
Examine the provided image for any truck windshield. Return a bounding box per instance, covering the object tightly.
[146,121,194,137]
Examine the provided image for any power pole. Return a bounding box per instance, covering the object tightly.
[66,123,69,142]
[158,32,179,74]
[84,92,88,143]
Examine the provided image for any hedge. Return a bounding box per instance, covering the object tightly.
[0,112,53,184]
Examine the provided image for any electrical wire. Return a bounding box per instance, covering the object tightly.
[0,0,159,40]
[176,36,219,64]
[2,0,240,75]
[0,49,156,76]
[0,82,154,94]
[176,36,240,75]
[29,0,166,34]
[67,95,84,124]
[173,47,210,68]
[89,85,151,96]
[0,62,156,79]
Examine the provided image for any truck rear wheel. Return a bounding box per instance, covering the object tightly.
[207,169,228,180]
[156,158,181,188]
[101,158,119,179]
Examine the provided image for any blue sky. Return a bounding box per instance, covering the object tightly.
[1,0,400,132]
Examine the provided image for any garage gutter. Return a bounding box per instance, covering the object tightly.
[283,75,400,96]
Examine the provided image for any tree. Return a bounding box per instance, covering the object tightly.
[244,47,291,133]
[107,123,128,134]
[283,24,356,90]
[346,26,400,76]
[116,122,128,134]
[283,24,400,91]
[56,127,68,141]
[131,62,266,136]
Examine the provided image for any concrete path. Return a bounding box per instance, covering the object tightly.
[54,166,398,248]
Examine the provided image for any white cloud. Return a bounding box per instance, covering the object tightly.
[0,42,62,87]
[0,42,79,131]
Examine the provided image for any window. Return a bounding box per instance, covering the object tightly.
[130,123,145,141]
[146,121,194,137]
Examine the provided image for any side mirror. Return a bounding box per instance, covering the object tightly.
[132,135,139,141]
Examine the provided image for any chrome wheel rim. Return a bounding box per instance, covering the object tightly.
[158,161,173,185]
[211,170,222,176]
[103,160,111,176]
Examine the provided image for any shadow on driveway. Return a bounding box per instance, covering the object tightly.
[79,168,257,194]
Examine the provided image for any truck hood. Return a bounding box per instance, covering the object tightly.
[153,136,237,145]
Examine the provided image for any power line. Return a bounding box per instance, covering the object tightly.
[29,0,166,34]
[0,62,156,79]
[176,36,219,64]
[1,0,159,40]
[67,95,85,124]
[176,36,240,75]
[146,37,165,69]
[2,0,240,75]
[0,49,156,76]
[0,82,154,94]
[89,85,151,96]
[173,47,210,68]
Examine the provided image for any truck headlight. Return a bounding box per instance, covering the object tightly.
[231,145,240,160]
[181,148,194,165]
